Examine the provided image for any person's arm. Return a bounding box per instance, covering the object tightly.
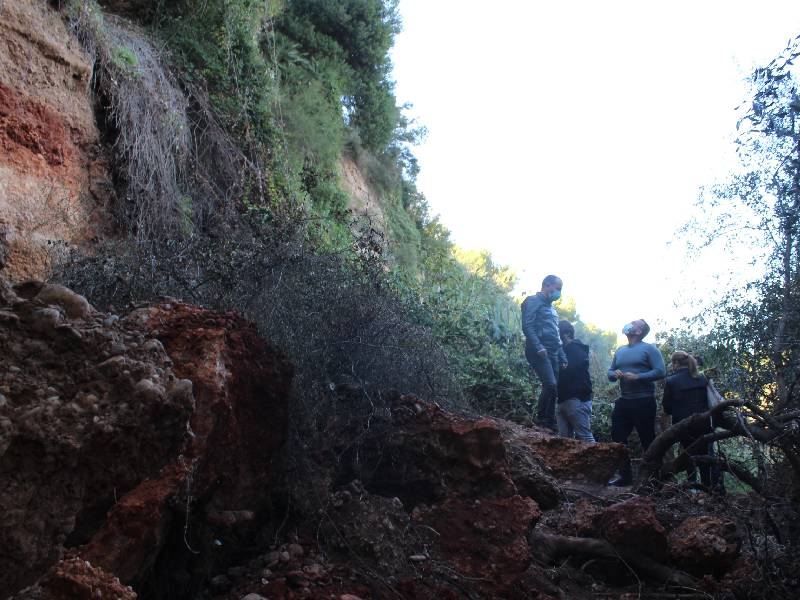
[662,380,673,415]
[608,351,619,381]
[557,344,567,366]
[634,345,667,382]
[521,297,544,353]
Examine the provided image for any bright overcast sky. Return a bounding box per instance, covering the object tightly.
[391,0,800,336]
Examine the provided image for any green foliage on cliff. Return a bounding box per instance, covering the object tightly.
[64,0,616,420]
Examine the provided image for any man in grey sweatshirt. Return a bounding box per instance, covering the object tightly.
[521,275,567,430]
[607,319,666,486]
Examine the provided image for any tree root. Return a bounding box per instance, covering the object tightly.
[530,531,695,587]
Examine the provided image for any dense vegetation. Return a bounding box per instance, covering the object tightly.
[654,35,800,496]
[61,0,617,426]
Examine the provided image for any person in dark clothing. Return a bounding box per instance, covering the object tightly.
[607,318,666,486]
[662,351,715,487]
[521,275,568,430]
[557,320,595,442]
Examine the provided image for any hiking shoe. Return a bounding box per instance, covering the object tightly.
[607,476,632,487]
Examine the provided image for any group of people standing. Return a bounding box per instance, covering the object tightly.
[522,275,719,488]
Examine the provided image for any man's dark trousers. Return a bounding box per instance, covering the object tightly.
[530,349,559,430]
[611,396,657,482]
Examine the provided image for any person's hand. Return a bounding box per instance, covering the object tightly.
[621,372,639,381]
[614,369,624,379]
[561,363,568,369]
[537,348,548,357]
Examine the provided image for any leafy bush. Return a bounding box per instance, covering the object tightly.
[276,0,401,151]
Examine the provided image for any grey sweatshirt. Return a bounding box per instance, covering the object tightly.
[608,341,666,399]
[521,292,567,364]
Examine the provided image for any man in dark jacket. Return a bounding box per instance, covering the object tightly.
[607,318,666,486]
[557,320,595,442]
[521,275,567,430]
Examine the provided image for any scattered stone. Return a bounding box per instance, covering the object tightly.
[227,566,246,579]
[0,310,19,324]
[35,284,92,319]
[286,569,309,588]
[240,594,268,600]
[210,574,231,592]
[408,554,427,562]
[264,550,281,567]
[669,516,741,575]
[134,378,165,403]
[595,496,668,561]
[303,563,324,578]
[288,542,304,558]
[143,338,164,353]
[28,307,62,336]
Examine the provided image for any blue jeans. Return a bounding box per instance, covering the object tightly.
[528,349,559,429]
[557,398,595,442]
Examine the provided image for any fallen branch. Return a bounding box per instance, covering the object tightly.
[638,400,742,483]
[690,456,765,495]
[530,531,695,587]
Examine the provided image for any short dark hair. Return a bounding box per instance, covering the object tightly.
[558,319,574,338]
[639,319,650,338]
[542,274,561,287]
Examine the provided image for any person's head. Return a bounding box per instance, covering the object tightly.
[671,350,699,378]
[541,275,563,302]
[622,319,650,342]
[558,319,575,344]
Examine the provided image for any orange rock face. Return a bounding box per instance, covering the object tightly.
[0,0,112,281]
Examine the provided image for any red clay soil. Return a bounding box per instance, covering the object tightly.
[0,81,70,168]
[12,558,137,600]
[0,281,192,595]
[505,425,628,484]
[80,302,293,586]
[4,279,789,599]
[594,496,669,561]
[0,280,292,598]
[668,515,742,575]
[412,495,541,583]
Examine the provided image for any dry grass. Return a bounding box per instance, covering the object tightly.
[67,1,251,239]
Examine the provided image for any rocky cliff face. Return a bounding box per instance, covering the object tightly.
[0,0,112,282]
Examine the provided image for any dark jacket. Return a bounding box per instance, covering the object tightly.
[521,292,566,363]
[558,339,592,402]
[662,368,708,423]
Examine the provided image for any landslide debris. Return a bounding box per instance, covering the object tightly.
[3,278,797,600]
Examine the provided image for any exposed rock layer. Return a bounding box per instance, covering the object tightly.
[1,278,292,598]
[0,0,112,281]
